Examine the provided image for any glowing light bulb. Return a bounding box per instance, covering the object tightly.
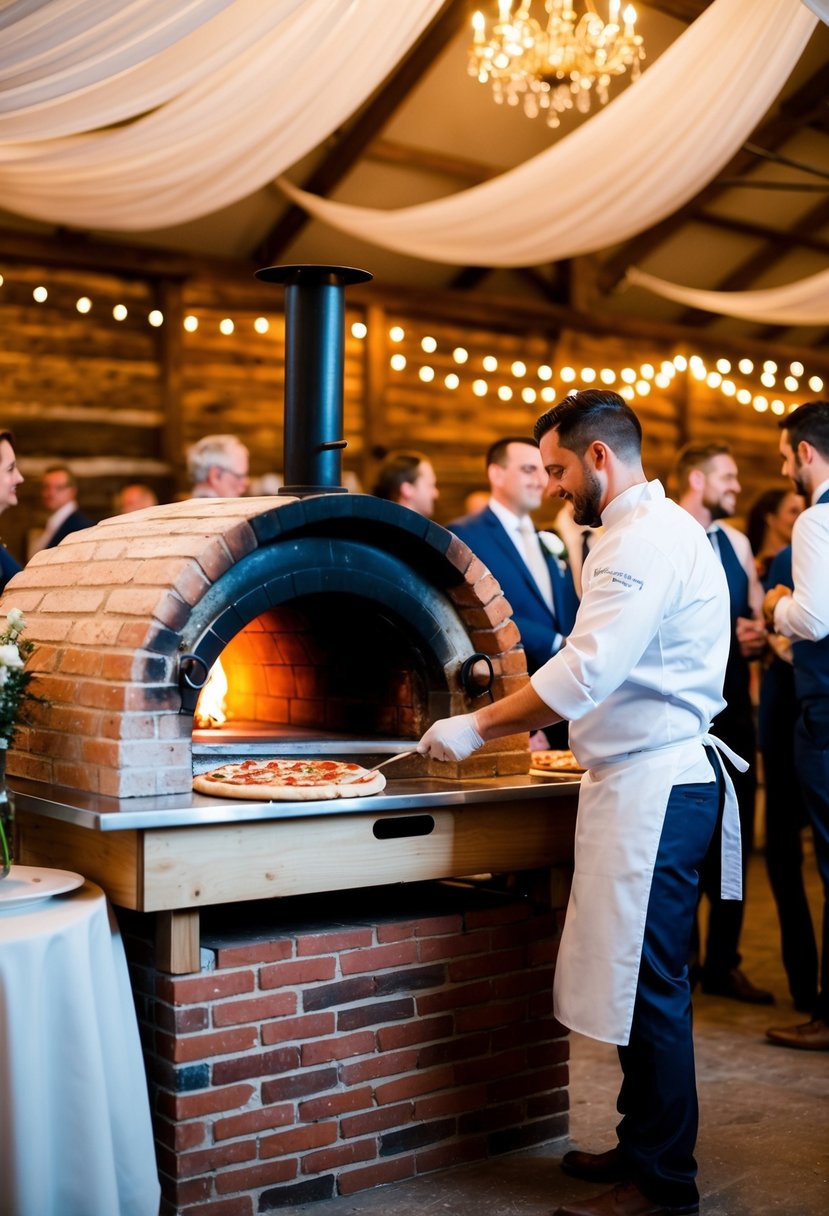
[113,304,128,322]
[76,297,92,314]
[389,326,405,342]
[483,355,498,372]
[538,364,553,381]
[421,335,437,353]
[183,314,199,332]
[390,354,406,371]
[453,347,469,364]
[350,321,366,339]
[472,379,488,396]
[254,316,270,334]
[219,318,235,335]
[148,309,163,327]
[445,373,460,390]
[33,286,48,302]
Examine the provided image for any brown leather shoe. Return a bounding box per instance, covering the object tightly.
[561,1146,628,1183]
[552,1181,699,1215]
[701,966,774,1004]
[766,1017,829,1050]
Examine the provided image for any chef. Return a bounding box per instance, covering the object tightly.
[418,390,744,1216]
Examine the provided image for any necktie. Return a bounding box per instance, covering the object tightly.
[519,518,554,612]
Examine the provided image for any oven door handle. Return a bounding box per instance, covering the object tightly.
[459,653,495,700]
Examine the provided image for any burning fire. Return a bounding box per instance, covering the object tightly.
[194,659,228,728]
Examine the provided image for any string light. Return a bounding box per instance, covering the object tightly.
[2,269,826,420]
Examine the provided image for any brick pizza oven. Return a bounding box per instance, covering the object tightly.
[6,265,578,1213]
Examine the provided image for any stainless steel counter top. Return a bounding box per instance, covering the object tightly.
[12,773,579,832]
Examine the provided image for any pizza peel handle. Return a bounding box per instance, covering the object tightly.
[339,751,415,783]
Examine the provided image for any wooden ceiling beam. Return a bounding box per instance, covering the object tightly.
[677,195,829,326]
[598,63,829,292]
[252,0,470,267]
[691,209,829,256]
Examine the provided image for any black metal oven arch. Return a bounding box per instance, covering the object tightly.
[178,537,477,716]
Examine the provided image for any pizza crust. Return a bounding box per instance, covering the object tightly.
[528,749,584,777]
[193,763,386,801]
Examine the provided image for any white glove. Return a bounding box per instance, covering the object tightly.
[417,713,484,763]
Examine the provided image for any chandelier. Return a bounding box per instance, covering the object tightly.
[469,1,645,127]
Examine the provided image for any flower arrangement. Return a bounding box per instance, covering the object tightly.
[0,608,37,750]
[0,608,39,877]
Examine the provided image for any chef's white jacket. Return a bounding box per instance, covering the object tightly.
[530,480,741,1044]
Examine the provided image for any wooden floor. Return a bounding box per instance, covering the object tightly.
[277,842,827,1216]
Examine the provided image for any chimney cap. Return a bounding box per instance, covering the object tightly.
[255,264,372,287]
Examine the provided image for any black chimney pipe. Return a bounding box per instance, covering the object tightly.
[254,263,372,497]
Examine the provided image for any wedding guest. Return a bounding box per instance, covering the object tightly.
[372,450,439,517]
[31,465,93,552]
[187,434,250,498]
[0,429,23,595]
[746,487,804,584]
[116,483,158,514]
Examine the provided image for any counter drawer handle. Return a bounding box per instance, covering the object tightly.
[373,815,435,840]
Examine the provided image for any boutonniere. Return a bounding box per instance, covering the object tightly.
[538,530,567,566]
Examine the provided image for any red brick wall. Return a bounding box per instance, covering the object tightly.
[121,884,568,1213]
[2,496,530,797]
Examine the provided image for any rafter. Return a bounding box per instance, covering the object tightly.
[598,63,829,292]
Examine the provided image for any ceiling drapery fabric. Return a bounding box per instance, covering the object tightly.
[802,0,829,19]
[0,0,444,229]
[0,0,296,140]
[277,0,817,267]
[624,266,829,327]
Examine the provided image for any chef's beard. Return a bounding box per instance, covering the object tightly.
[570,466,603,527]
[790,463,809,500]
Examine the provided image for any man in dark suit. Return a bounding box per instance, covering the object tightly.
[450,437,578,744]
[764,400,829,1050]
[676,442,772,1005]
[34,465,93,552]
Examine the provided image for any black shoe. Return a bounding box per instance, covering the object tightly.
[561,1146,629,1183]
[702,967,774,1005]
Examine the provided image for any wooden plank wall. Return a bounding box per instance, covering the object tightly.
[0,247,817,564]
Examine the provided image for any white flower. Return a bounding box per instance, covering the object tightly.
[538,530,566,557]
[0,644,24,669]
[6,608,24,633]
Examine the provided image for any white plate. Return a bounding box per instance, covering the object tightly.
[0,865,85,910]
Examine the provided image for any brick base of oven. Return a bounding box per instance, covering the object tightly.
[120,880,570,1214]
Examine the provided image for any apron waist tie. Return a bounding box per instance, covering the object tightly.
[701,731,748,901]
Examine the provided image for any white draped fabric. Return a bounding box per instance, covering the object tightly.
[0,0,444,228]
[278,0,817,267]
[803,0,829,18]
[625,266,829,326]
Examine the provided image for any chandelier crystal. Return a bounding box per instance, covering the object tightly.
[469,1,645,127]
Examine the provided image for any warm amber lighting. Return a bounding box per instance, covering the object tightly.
[194,660,228,729]
[469,1,645,127]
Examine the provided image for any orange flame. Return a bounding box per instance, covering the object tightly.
[194,658,228,728]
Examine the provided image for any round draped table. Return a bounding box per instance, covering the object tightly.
[0,873,160,1216]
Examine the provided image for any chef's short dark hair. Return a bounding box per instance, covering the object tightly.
[534,390,642,461]
[781,400,829,459]
[0,430,15,449]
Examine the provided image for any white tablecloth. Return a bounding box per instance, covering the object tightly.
[0,880,160,1216]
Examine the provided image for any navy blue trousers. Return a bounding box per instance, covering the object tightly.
[794,699,829,1022]
[616,755,723,1209]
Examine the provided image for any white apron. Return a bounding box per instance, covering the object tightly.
[553,733,746,1046]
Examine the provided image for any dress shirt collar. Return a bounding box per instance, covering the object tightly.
[811,476,829,506]
[488,496,526,535]
[44,500,77,534]
[600,478,657,529]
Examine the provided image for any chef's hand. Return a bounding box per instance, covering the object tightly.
[417,713,484,762]
[763,584,791,630]
[735,615,767,658]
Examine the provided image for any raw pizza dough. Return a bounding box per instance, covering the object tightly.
[193,758,387,800]
[528,748,584,777]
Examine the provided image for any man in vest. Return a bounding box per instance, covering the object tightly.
[764,400,829,1050]
[675,443,772,1004]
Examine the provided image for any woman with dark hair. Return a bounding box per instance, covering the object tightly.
[747,487,803,585]
[0,429,24,595]
[750,486,817,1014]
